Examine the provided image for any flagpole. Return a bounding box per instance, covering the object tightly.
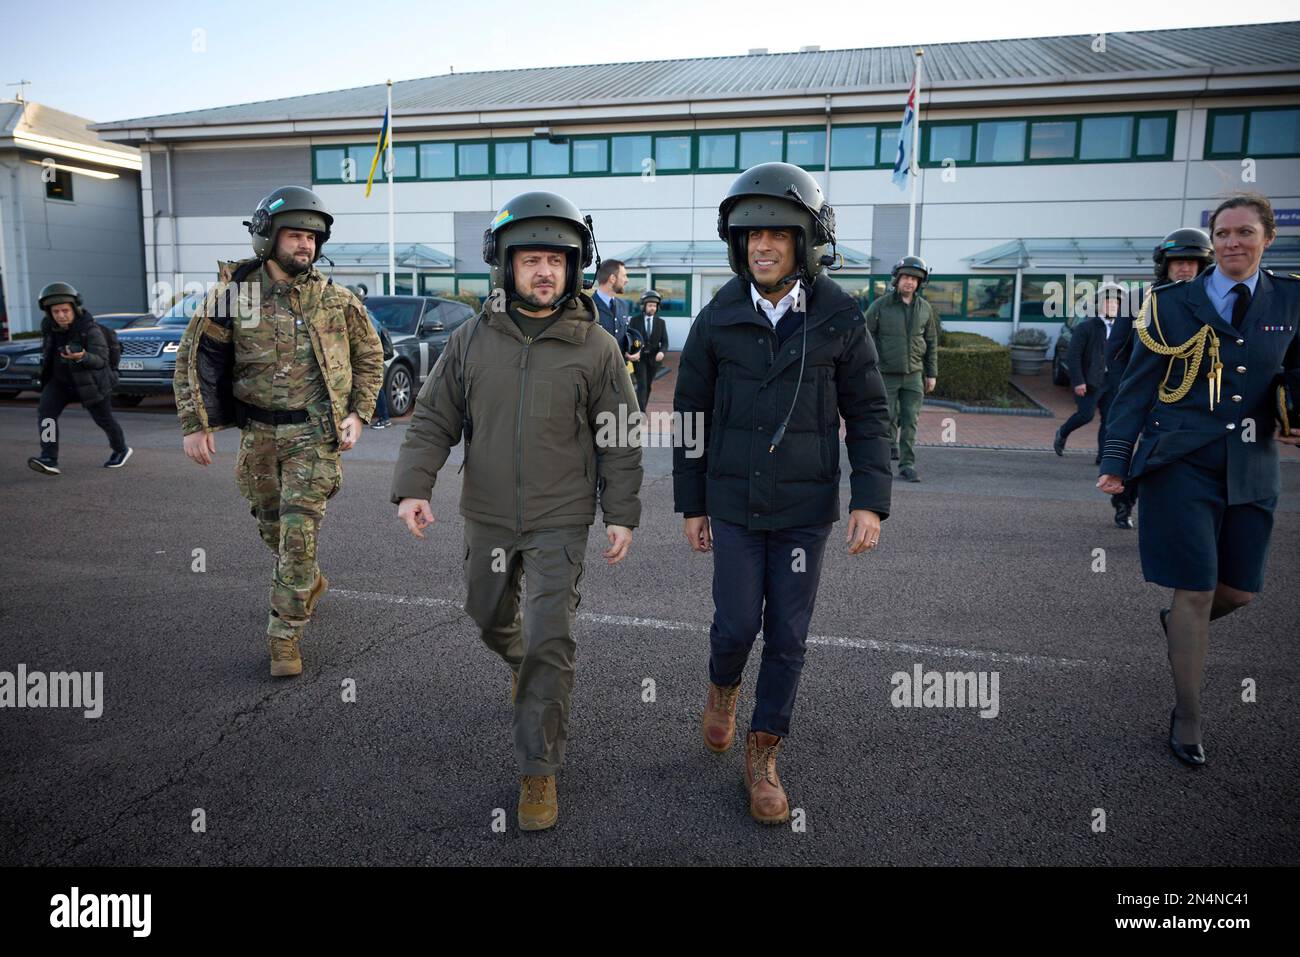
[907,48,923,258]
[386,79,395,296]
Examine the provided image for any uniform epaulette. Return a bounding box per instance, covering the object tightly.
[1150,278,1187,294]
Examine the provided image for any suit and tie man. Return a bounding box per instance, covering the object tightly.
[630,288,668,411]
[1054,282,1130,472]
[592,259,641,383]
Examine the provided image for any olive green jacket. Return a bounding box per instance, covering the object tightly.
[174,258,384,438]
[390,292,643,533]
[864,290,940,377]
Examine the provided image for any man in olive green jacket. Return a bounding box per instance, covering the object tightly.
[865,256,939,482]
[391,191,642,832]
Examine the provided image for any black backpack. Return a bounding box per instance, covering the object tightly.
[94,321,122,372]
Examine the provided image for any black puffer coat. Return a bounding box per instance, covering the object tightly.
[40,310,116,404]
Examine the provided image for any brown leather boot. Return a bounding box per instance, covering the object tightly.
[701,681,741,753]
[305,573,328,617]
[268,635,302,677]
[744,731,790,825]
[518,775,558,831]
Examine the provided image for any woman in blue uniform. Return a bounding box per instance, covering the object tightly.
[1098,193,1300,767]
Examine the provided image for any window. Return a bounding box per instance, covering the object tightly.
[739,130,783,168]
[824,275,871,310]
[1079,115,1132,160]
[1019,276,1064,320]
[698,133,737,170]
[1029,120,1076,160]
[393,145,417,179]
[878,127,901,167]
[654,135,692,171]
[314,147,346,182]
[830,126,877,168]
[1247,108,1300,156]
[419,276,455,298]
[649,274,691,316]
[419,143,455,179]
[786,130,826,168]
[974,120,1025,163]
[531,138,569,176]
[928,124,972,164]
[351,145,377,182]
[965,277,1015,319]
[611,134,652,174]
[924,279,965,318]
[45,168,73,201]
[457,142,488,177]
[455,277,489,305]
[1135,115,1170,157]
[495,141,528,177]
[1208,112,1245,156]
[572,138,608,173]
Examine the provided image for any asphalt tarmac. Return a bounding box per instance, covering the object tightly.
[1,403,1297,866]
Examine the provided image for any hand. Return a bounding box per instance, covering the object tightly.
[924,377,936,394]
[1097,474,1125,495]
[338,412,363,451]
[683,516,712,552]
[629,351,642,362]
[1074,385,1087,397]
[62,348,85,362]
[604,524,633,565]
[1275,431,1300,447]
[846,509,882,555]
[182,431,217,467]
[656,351,664,362]
[398,498,435,538]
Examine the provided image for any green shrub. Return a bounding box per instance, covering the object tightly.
[933,344,1011,401]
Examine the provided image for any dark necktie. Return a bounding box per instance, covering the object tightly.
[1230,283,1251,330]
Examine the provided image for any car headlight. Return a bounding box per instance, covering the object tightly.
[16,354,41,365]
[163,342,180,353]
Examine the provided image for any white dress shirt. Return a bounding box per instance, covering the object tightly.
[750,280,803,327]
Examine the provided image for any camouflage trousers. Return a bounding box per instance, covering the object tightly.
[234,419,341,640]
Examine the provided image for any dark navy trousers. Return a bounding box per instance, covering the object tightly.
[708,516,833,737]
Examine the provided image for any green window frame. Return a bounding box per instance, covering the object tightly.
[919,111,1174,168]
[456,142,490,179]
[1205,106,1300,159]
[571,136,609,174]
[494,140,530,178]
[530,137,570,177]
[610,134,653,175]
[784,127,827,170]
[649,273,692,317]
[652,134,693,173]
[697,132,737,171]
[829,125,879,170]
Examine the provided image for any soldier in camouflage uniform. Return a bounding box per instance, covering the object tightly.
[174,186,384,677]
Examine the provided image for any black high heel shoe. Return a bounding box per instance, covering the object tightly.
[1169,709,1206,767]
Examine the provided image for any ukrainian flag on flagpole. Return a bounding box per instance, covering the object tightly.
[364,106,390,198]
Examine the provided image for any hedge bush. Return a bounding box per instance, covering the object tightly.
[932,331,1011,401]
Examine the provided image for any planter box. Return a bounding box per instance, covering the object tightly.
[1009,345,1048,377]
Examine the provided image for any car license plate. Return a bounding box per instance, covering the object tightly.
[120,360,145,371]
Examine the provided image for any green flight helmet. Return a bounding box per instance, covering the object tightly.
[716,162,837,290]
[482,191,595,307]
[244,185,334,260]
[37,281,83,312]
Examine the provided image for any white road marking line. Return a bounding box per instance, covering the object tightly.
[333,588,1096,668]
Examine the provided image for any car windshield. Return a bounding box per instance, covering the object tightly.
[366,299,422,336]
[156,294,203,325]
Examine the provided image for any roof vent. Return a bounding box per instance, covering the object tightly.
[800,45,820,52]
[747,47,768,55]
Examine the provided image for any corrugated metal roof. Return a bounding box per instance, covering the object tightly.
[2,99,139,158]
[92,21,1300,132]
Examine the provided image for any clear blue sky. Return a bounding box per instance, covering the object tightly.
[3,0,1295,123]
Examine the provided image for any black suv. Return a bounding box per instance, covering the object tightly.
[364,295,476,417]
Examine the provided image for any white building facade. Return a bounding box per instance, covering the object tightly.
[94,22,1300,349]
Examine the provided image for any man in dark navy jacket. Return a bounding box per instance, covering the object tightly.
[673,162,892,825]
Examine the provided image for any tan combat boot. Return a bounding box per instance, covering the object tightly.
[305,573,328,617]
[518,775,558,831]
[744,731,790,825]
[268,635,302,677]
[702,681,741,753]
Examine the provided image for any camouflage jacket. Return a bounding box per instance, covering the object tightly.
[174,258,384,438]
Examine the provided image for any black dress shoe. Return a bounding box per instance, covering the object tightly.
[1169,709,1206,766]
[1053,429,1065,456]
[1114,508,1134,529]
